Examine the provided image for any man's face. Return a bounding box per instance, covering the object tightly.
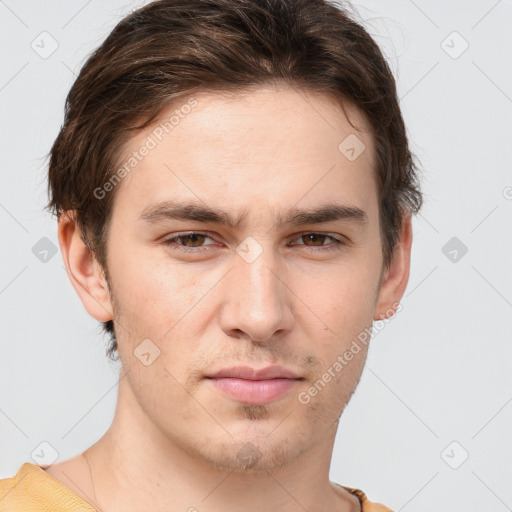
[101,84,385,472]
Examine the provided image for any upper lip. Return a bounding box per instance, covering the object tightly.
[206,365,302,380]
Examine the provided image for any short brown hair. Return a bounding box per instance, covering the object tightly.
[46,0,423,361]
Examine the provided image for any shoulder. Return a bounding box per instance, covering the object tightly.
[0,462,32,506]
[334,483,395,512]
[0,462,95,512]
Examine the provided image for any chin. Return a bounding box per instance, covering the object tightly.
[189,426,310,474]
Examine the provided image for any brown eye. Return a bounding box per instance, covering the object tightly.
[162,232,216,252]
[177,234,207,247]
[300,234,329,246]
[291,233,344,250]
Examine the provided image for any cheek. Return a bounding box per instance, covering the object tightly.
[111,251,198,320]
[295,267,376,385]
[110,253,214,372]
[298,265,378,324]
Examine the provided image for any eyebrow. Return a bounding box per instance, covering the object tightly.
[138,200,369,228]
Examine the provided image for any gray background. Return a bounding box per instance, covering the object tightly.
[1,1,511,510]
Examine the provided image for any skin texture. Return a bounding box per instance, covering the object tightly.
[52,82,412,512]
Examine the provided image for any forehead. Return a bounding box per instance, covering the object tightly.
[110,83,377,223]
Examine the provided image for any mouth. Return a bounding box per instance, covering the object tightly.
[204,365,304,405]
[206,377,303,405]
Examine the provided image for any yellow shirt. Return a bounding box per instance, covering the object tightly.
[0,462,394,511]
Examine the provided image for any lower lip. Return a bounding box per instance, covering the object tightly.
[208,378,301,405]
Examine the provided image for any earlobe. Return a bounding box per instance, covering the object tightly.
[58,211,113,322]
[373,214,413,321]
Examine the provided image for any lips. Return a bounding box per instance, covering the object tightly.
[206,365,301,380]
[205,365,303,405]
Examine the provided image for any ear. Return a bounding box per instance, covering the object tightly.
[373,214,413,320]
[58,211,113,322]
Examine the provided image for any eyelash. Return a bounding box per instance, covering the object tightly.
[161,231,347,253]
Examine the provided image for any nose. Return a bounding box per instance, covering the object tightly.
[219,244,294,343]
